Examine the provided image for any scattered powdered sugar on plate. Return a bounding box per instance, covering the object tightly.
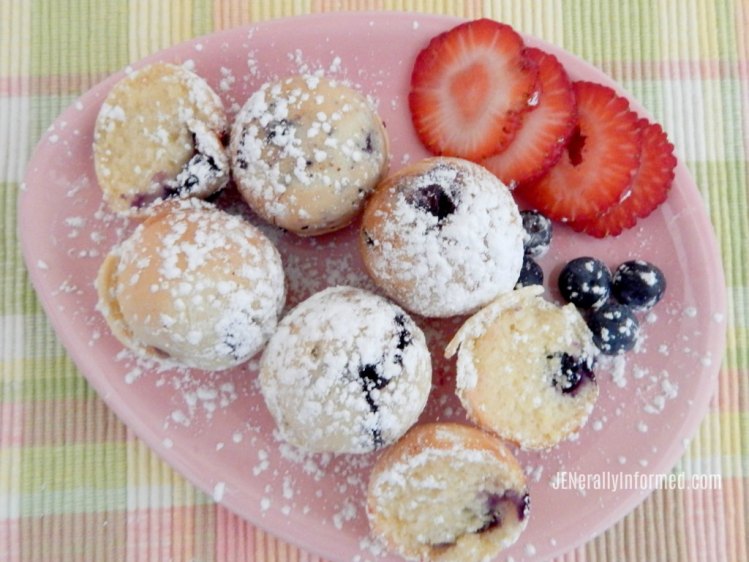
[28,20,722,562]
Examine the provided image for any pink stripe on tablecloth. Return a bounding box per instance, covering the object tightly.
[0,74,109,97]
[0,518,21,562]
[19,398,128,447]
[215,506,254,561]
[0,401,23,447]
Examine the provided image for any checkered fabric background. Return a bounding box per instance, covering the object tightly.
[1,1,747,561]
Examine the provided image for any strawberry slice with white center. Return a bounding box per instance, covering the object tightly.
[515,81,642,223]
[481,47,577,188]
[409,18,539,161]
[570,118,677,237]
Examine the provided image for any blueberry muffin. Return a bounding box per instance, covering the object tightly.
[446,286,599,449]
[230,75,389,236]
[96,199,285,371]
[360,157,524,318]
[259,286,431,454]
[367,422,529,562]
[94,62,230,214]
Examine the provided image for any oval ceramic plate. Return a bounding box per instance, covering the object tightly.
[20,12,726,562]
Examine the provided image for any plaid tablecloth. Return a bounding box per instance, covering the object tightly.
[1,1,747,561]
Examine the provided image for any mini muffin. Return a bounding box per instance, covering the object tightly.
[445,286,599,449]
[230,74,389,236]
[96,199,285,371]
[360,157,524,318]
[259,286,431,454]
[94,62,229,214]
[367,422,529,562]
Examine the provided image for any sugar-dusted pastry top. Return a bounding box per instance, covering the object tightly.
[360,157,524,318]
[94,62,229,214]
[231,74,389,236]
[259,286,431,454]
[96,198,285,371]
[367,422,529,562]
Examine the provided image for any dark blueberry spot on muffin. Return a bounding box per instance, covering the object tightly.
[358,363,389,448]
[394,314,413,351]
[265,118,293,144]
[475,490,530,534]
[359,363,389,394]
[131,194,149,208]
[362,230,375,247]
[305,159,313,168]
[392,313,413,366]
[363,132,374,153]
[549,352,595,394]
[407,184,457,222]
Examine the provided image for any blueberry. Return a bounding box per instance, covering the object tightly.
[549,352,595,394]
[407,184,456,221]
[586,302,640,355]
[515,255,544,288]
[612,260,666,311]
[558,257,612,309]
[520,210,553,257]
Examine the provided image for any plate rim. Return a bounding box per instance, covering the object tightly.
[18,10,728,562]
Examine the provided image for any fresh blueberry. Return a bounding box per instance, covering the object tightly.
[520,210,553,257]
[612,260,667,311]
[515,255,544,288]
[558,257,612,309]
[586,302,640,355]
[549,352,595,394]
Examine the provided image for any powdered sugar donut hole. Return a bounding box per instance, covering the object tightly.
[230,74,389,236]
[93,62,230,215]
[360,157,525,318]
[259,286,432,454]
[96,199,286,371]
[367,422,529,562]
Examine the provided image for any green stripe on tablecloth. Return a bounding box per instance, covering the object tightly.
[30,0,129,76]
[18,365,94,401]
[191,0,213,36]
[19,442,127,493]
[18,488,128,517]
[692,160,749,288]
[562,0,661,62]
[1,184,41,316]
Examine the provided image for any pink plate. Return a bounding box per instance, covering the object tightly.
[20,12,726,562]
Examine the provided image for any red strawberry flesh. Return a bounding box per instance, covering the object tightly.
[515,81,642,223]
[482,47,577,187]
[570,118,677,237]
[409,19,539,161]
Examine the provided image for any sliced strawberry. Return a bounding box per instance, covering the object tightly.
[570,119,677,237]
[409,18,539,161]
[515,81,642,223]
[482,47,577,188]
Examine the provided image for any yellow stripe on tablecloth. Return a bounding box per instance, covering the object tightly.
[0,0,31,77]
